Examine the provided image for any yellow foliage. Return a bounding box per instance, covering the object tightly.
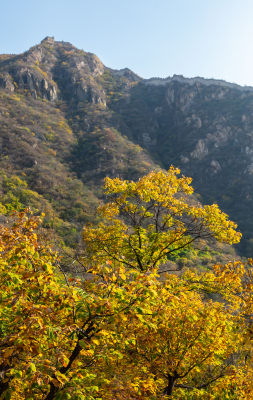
[84,167,241,272]
[0,168,251,399]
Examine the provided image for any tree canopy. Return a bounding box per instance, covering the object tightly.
[1,169,253,400]
[83,167,241,272]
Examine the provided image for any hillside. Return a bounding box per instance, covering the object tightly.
[0,36,251,261]
[112,75,253,256]
[0,37,158,249]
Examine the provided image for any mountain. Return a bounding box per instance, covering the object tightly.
[0,36,251,260]
[0,37,158,249]
[110,75,253,256]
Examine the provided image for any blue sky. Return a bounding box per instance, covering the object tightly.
[2,0,253,86]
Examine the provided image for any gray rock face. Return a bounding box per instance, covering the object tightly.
[0,73,15,92]
[10,67,57,100]
[111,68,141,82]
[144,74,253,92]
[0,39,106,105]
[3,38,253,256]
[108,70,253,255]
[41,36,55,44]
[191,139,209,159]
[75,82,106,105]
[210,160,221,173]
[53,62,106,106]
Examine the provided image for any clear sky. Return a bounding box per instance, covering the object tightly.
[2,0,253,86]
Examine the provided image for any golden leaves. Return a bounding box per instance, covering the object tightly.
[0,167,250,399]
[83,167,241,275]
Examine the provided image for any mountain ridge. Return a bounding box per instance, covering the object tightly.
[3,37,252,96]
[144,74,253,91]
[0,37,252,259]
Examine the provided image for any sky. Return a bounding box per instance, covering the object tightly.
[2,0,253,86]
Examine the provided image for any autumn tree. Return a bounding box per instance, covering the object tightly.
[0,168,245,399]
[83,167,241,272]
[0,211,158,399]
[111,270,244,399]
[0,211,85,399]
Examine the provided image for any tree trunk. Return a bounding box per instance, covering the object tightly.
[0,364,10,397]
[44,382,57,400]
[0,380,9,397]
[164,375,176,397]
[44,341,82,400]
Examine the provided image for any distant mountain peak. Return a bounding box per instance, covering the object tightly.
[1,37,253,258]
[144,74,253,92]
[41,36,55,44]
[111,67,141,82]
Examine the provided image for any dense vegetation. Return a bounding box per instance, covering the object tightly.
[2,38,253,397]
[0,37,248,264]
[1,169,253,399]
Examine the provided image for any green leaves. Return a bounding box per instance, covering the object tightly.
[28,363,36,374]
[84,167,241,273]
[0,170,249,399]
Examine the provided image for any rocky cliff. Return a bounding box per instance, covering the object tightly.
[111,77,253,255]
[0,37,252,257]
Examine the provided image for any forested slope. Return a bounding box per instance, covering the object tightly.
[1,36,252,260]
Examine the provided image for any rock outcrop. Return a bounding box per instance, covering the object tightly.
[2,38,253,255]
[0,37,107,105]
